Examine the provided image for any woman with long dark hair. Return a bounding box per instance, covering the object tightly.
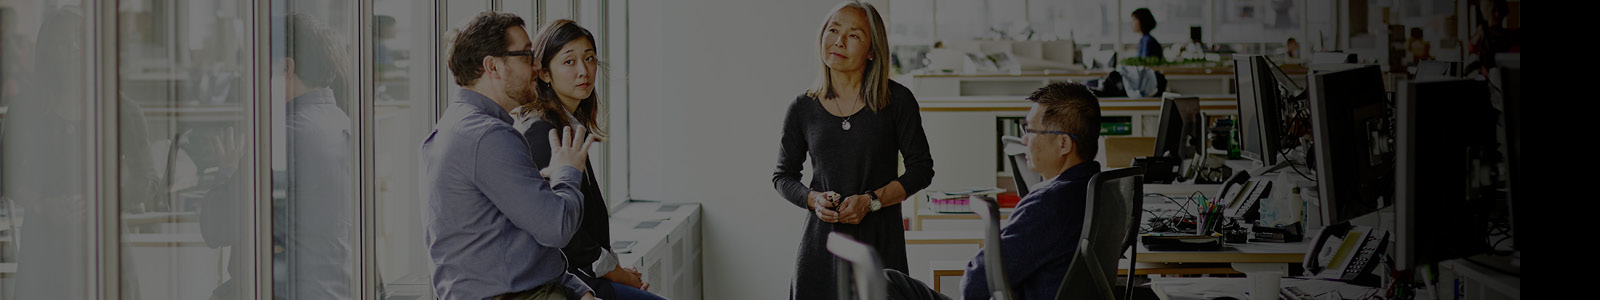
[516,19,664,300]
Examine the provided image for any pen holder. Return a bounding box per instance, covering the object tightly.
[1196,212,1223,236]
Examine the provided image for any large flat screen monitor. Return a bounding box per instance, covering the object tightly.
[1153,97,1202,160]
[1394,79,1498,271]
[1235,55,1308,166]
[1308,65,1393,225]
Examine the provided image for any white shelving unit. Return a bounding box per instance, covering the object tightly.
[610,202,703,300]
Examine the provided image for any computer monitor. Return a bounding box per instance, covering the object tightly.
[1233,55,1301,165]
[1153,97,1202,160]
[1394,79,1497,271]
[1492,54,1520,258]
[1414,60,1461,80]
[1308,65,1393,225]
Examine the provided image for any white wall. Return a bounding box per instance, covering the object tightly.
[627,0,850,298]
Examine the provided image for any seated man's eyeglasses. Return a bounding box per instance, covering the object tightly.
[1022,125,1079,140]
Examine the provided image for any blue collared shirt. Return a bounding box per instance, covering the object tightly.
[962,161,1101,300]
[422,88,590,300]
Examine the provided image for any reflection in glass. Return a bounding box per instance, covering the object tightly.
[2,5,92,300]
[118,0,258,296]
[271,11,357,300]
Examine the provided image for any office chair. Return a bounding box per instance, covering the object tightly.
[1153,71,1169,97]
[828,232,888,300]
[1056,167,1144,300]
[1003,136,1042,197]
[969,194,1014,300]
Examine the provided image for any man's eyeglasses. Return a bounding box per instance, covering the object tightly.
[1021,125,1078,139]
[498,50,536,57]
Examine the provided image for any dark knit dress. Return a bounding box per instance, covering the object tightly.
[772,80,935,300]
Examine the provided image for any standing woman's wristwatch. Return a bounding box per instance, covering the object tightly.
[867,189,882,212]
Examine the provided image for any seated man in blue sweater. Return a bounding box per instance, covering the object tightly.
[885,81,1102,300]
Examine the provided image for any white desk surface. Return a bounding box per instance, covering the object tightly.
[1137,241,1310,263]
[1149,277,1378,300]
[902,227,1305,263]
[916,204,1015,218]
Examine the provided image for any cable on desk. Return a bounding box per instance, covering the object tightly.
[1277,145,1317,182]
[1143,193,1190,218]
[1288,159,1316,182]
[1486,220,1514,251]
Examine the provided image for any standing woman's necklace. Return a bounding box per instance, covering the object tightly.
[825,96,860,130]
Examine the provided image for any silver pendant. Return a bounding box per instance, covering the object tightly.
[842,119,852,130]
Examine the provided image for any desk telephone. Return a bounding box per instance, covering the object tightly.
[1303,223,1388,282]
[1216,171,1269,220]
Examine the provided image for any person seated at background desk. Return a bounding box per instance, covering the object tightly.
[1132,8,1163,59]
[883,82,1103,300]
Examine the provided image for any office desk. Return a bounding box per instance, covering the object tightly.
[1138,241,1307,264]
[1135,241,1308,275]
[910,198,1015,231]
[926,240,1308,286]
[1149,277,1377,300]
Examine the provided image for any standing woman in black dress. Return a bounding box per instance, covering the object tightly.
[773,1,935,299]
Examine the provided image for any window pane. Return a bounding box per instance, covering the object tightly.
[115,0,262,297]
[580,0,600,38]
[271,0,362,298]
[578,0,607,204]
[375,0,437,298]
[546,0,573,23]
[1215,0,1303,44]
[447,0,491,35]
[604,0,628,210]
[1059,0,1117,44]
[2,3,95,299]
[934,0,983,41]
[505,1,537,27]
[890,0,934,45]
[987,0,1026,39]
[1026,0,1068,40]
